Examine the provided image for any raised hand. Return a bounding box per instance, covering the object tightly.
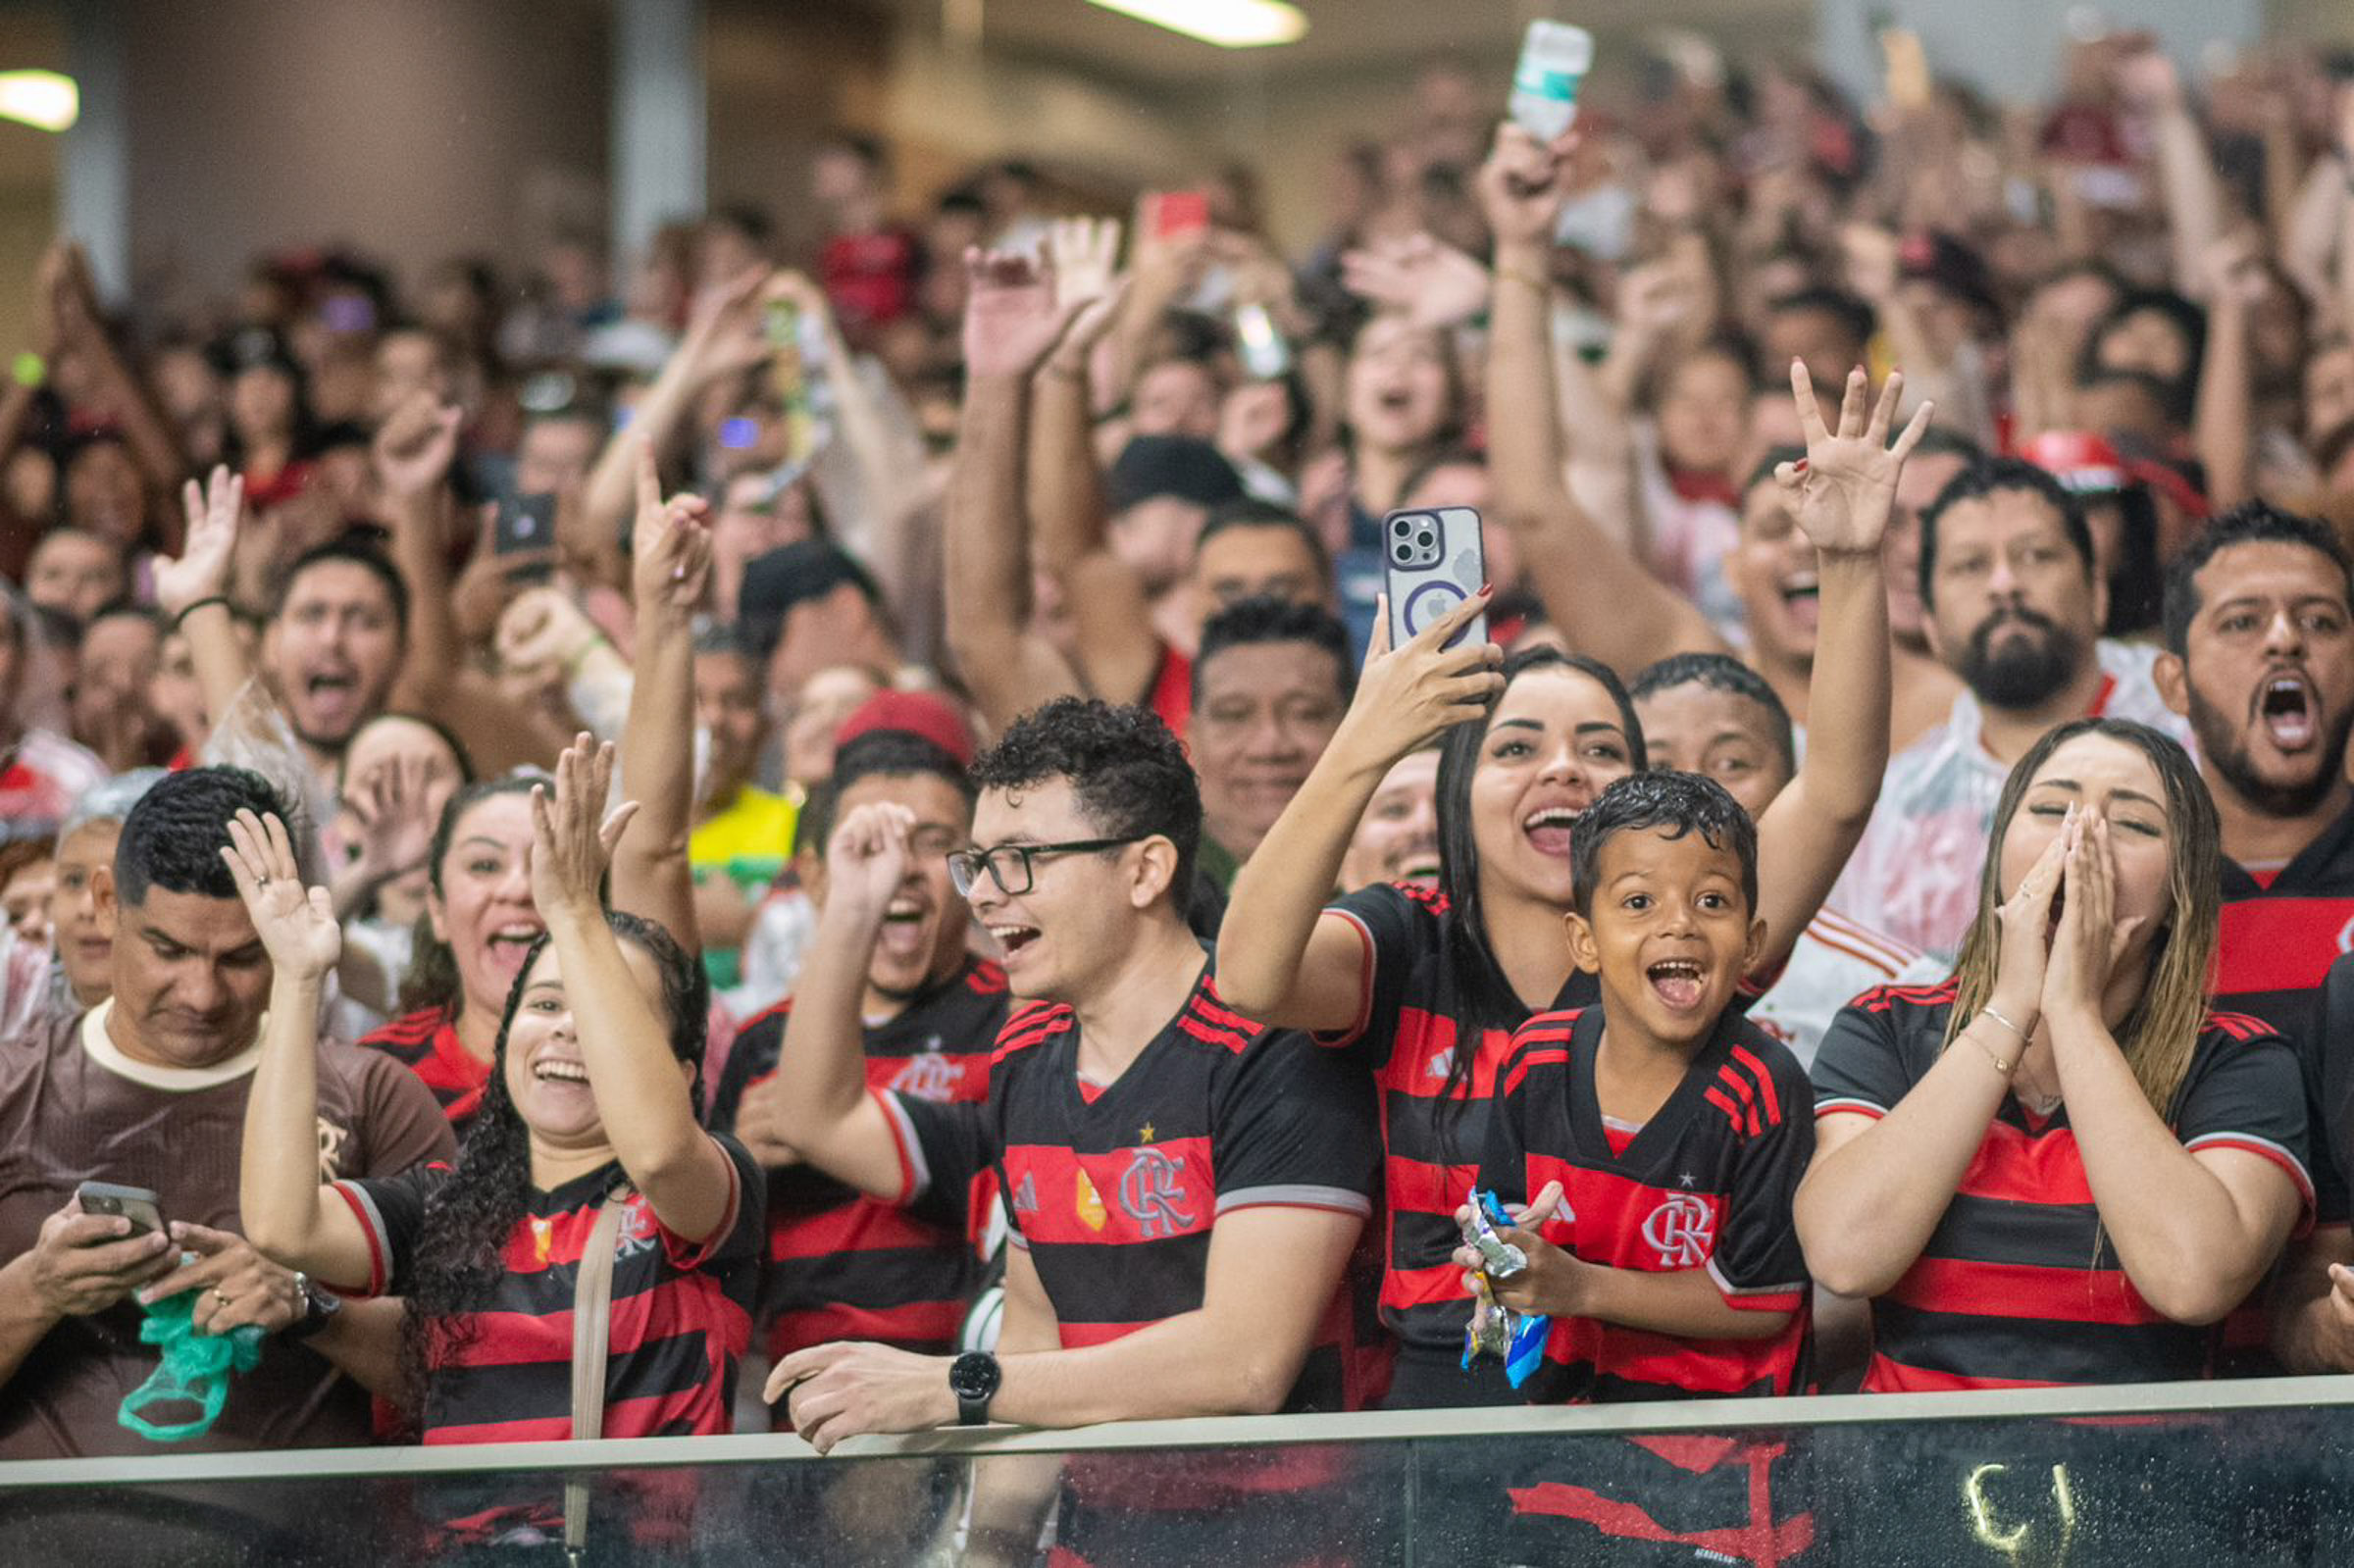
[2114,46,2183,114]
[1475,122,1576,249]
[1048,216,1123,312]
[825,802,916,922]
[373,392,463,501]
[220,809,342,984]
[629,438,713,617]
[1332,592,1504,775]
[155,466,243,617]
[679,267,774,385]
[529,733,640,919]
[1043,275,1132,378]
[961,248,1080,380]
[1340,232,1492,330]
[1774,362,1932,558]
[343,754,437,889]
[494,585,604,680]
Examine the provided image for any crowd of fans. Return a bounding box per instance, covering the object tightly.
[6,20,2354,1561]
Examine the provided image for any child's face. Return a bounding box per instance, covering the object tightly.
[1564,826,1763,1047]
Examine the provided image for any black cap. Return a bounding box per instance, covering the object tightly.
[1107,435,1245,513]
[738,541,881,658]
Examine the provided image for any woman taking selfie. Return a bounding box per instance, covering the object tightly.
[1799,718,2312,1391]
[236,734,765,1448]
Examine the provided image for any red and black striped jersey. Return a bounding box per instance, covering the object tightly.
[2315,951,2354,1229]
[886,962,1381,1411]
[358,1006,488,1129]
[1484,1006,1813,1403]
[708,957,1006,1371]
[1813,982,2315,1391]
[1319,883,1597,1379]
[331,1135,766,1442]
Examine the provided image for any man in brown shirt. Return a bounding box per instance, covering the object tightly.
[0,767,452,1459]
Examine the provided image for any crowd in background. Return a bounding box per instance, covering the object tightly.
[7,19,2354,1563]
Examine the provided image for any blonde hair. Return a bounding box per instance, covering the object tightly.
[1942,719,2221,1121]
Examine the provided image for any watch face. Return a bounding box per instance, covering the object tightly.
[949,1352,999,1400]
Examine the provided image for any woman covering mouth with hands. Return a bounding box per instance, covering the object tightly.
[235,734,766,1454]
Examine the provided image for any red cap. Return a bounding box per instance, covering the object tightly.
[834,690,977,767]
[2020,430,2127,494]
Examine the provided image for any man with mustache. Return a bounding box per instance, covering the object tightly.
[2150,506,2354,1377]
[1826,459,2190,959]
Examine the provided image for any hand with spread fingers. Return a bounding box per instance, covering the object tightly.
[1775,361,1933,558]
[529,733,640,922]
[342,756,438,894]
[961,249,1087,381]
[221,809,342,984]
[155,466,244,619]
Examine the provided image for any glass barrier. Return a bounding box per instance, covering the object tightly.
[1,1379,2349,1566]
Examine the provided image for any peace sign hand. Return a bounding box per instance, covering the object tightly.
[1775,362,1933,558]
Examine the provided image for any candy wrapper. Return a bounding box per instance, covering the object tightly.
[1460,1188,1551,1388]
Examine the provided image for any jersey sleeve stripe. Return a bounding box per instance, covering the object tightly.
[1701,1085,1745,1132]
[1727,1044,1783,1127]
[1311,906,1380,1049]
[328,1180,391,1299]
[1706,1255,1805,1312]
[1813,1096,1888,1120]
[1215,1185,1374,1219]
[2183,1132,2317,1205]
[876,1088,933,1204]
[1502,1046,1570,1097]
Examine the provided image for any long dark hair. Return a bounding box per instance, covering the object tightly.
[396,774,543,1018]
[396,910,710,1419]
[1431,647,1645,1127]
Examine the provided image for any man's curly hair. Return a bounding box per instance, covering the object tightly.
[970,697,1202,910]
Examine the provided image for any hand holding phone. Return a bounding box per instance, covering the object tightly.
[1382,506,1489,652]
[493,493,558,557]
[29,1185,178,1318]
[77,1180,166,1239]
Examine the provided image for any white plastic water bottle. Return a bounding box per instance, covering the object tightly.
[1510,20,1594,142]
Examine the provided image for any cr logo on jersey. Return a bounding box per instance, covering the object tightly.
[1116,1146,1197,1239]
[1641,1193,1715,1268]
[890,1050,962,1102]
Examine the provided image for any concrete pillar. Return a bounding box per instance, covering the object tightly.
[611,0,706,271]
[59,0,129,300]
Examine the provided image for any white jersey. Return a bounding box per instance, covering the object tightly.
[1747,906,1947,1071]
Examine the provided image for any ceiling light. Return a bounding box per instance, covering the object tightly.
[1084,0,1306,49]
[0,71,77,133]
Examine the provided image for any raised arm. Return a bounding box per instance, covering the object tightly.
[2193,234,2261,511]
[610,442,709,953]
[2040,818,2304,1324]
[51,244,186,511]
[1479,125,1723,675]
[1217,592,1498,1029]
[757,802,924,1197]
[1750,362,1925,972]
[532,736,737,1241]
[942,249,1086,733]
[373,394,468,707]
[1796,831,2066,1298]
[153,467,254,728]
[227,811,378,1290]
[2118,50,2227,302]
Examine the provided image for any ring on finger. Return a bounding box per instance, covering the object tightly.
[213,1288,233,1305]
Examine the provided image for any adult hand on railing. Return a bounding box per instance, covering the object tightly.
[765,1340,951,1453]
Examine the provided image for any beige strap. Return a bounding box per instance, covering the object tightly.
[565,1186,632,1561]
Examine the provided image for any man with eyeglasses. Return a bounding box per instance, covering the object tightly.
[759,696,1379,1556]
[710,719,1005,1413]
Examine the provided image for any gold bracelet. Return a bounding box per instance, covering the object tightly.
[1970,1005,2027,1076]
[1494,265,1551,296]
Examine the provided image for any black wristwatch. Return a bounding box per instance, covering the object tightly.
[282,1274,343,1342]
[948,1350,1000,1426]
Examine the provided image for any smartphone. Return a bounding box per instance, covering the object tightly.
[494,492,557,556]
[1144,190,1210,244]
[77,1181,166,1239]
[1233,303,1291,381]
[1382,506,1487,652]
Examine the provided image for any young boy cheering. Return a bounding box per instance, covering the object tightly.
[1468,772,1816,1402]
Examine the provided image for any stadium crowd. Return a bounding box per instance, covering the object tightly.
[5,18,2354,1561]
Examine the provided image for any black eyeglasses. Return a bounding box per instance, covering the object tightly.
[947,837,1144,897]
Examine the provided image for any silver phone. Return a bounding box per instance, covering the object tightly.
[1381,506,1487,652]
[77,1180,166,1239]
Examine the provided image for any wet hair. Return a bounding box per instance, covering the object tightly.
[1570,771,1758,919]
[1192,596,1355,708]
[271,536,410,637]
[59,767,170,845]
[2161,501,2353,657]
[398,909,708,1419]
[1434,646,1646,1034]
[969,697,1202,914]
[1193,501,1332,582]
[396,774,543,1018]
[113,766,285,906]
[1629,651,1797,778]
[1917,458,2095,609]
[833,730,977,811]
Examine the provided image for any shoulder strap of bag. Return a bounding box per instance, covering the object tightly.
[565,1184,632,1564]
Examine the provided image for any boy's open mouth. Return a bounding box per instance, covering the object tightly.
[1647,957,1706,1011]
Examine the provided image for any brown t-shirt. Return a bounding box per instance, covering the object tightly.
[0,1002,453,1458]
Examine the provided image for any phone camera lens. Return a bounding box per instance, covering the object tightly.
[1417,531,1435,550]
[1392,519,1412,536]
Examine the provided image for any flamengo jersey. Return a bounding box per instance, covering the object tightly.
[360,1006,490,1127]
[1484,1007,1813,1402]
[887,963,1380,1410]
[708,957,1006,1365]
[1323,883,1596,1374]
[2217,801,2354,1080]
[333,1137,767,1442]
[1813,982,2314,1391]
